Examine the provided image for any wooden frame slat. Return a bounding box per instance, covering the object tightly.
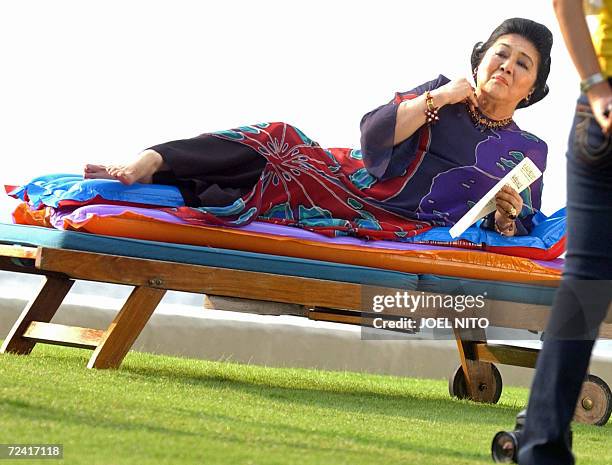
[308,312,364,326]
[0,245,38,260]
[35,247,363,311]
[474,343,539,369]
[23,321,104,349]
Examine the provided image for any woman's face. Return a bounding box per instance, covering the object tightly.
[476,33,539,109]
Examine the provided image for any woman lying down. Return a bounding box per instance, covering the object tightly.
[84,18,552,240]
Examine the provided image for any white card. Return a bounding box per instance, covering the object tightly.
[449,157,542,238]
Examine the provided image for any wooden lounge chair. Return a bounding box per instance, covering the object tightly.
[1,223,611,426]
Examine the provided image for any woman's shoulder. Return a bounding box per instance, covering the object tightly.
[518,130,547,150]
[503,126,548,169]
[513,126,546,142]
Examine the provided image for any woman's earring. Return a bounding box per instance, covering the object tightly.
[524,90,534,104]
[473,68,478,82]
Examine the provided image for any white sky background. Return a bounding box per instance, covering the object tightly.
[0,0,578,223]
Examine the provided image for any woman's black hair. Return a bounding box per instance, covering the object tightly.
[471,18,553,108]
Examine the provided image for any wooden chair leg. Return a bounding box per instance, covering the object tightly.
[453,327,500,403]
[1,276,74,355]
[87,286,166,369]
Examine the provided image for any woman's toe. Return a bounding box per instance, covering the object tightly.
[84,164,106,172]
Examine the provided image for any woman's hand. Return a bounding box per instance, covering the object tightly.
[434,78,479,108]
[495,185,523,220]
[393,77,479,146]
[587,81,612,134]
[492,185,523,236]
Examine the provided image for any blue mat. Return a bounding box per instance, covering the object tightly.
[0,223,418,290]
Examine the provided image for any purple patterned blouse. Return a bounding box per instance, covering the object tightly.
[360,75,548,235]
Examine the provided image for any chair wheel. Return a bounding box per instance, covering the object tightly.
[449,363,503,404]
[574,374,612,426]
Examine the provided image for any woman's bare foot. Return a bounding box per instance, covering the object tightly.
[83,164,115,180]
[83,150,166,185]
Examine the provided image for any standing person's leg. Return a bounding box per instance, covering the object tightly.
[518,93,612,465]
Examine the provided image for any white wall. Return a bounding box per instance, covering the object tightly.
[0,0,577,222]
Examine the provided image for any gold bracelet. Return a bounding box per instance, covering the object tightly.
[424,91,439,124]
[494,220,514,236]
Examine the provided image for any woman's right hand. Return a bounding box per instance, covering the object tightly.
[434,78,479,108]
[587,81,612,134]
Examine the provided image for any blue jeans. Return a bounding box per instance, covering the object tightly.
[518,91,612,465]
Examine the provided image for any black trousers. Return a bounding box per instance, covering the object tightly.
[148,134,266,207]
[519,91,612,464]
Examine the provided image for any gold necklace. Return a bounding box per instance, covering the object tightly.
[466,103,513,131]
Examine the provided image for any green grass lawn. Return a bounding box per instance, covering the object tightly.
[1,343,610,465]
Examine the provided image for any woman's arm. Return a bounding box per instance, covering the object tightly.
[360,76,479,179]
[359,76,447,180]
[393,78,479,145]
[554,0,612,132]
